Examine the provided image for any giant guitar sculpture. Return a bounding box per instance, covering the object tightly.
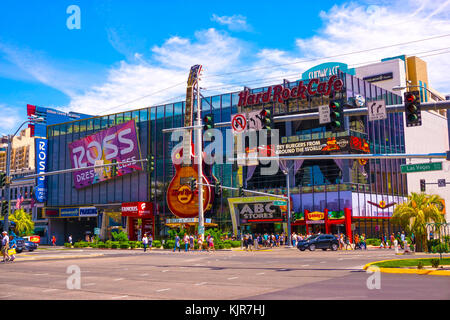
[166,65,212,218]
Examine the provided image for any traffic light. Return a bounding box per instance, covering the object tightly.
[215,180,221,196]
[329,100,345,132]
[404,91,422,127]
[111,159,117,177]
[260,109,272,131]
[0,172,6,188]
[189,178,197,191]
[420,179,426,192]
[238,186,244,197]
[0,200,7,217]
[147,154,155,173]
[203,114,214,137]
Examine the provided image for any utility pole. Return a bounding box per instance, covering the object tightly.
[2,134,12,232]
[196,79,205,241]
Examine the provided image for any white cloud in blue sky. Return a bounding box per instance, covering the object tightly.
[211,14,252,32]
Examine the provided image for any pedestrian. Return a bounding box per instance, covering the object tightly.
[360,234,366,250]
[345,234,352,250]
[8,235,16,262]
[292,232,297,247]
[389,233,395,249]
[142,233,148,252]
[354,234,360,250]
[189,234,194,251]
[254,233,259,250]
[394,237,399,254]
[148,233,153,250]
[339,234,345,250]
[184,233,189,252]
[243,234,248,251]
[197,235,203,251]
[248,234,253,251]
[209,235,215,252]
[173,235,181,252]
[51,235,56,246]
[68,235,73,246]
[1,231,10,262]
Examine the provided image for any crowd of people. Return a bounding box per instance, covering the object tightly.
[1,231,16,262]
[171,233,216,252]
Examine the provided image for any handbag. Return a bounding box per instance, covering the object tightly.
[8,248,16,256]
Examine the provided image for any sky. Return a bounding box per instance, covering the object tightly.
[0,0,449,135]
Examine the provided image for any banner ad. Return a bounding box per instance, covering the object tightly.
[35,138,48,202]
[69,120,142,189]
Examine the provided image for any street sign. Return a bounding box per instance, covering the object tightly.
[438,179,446,187]
[94,227,100,235]
[368,100,387,121]
[273,200,287,206]
[318,105,330,124]
[401,162,443,173]
[231,113,247,134]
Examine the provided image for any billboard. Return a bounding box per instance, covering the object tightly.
[69,120,142,189]
[35,138,48,202]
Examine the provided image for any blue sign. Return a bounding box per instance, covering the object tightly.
[35,138,48,202]
[79,207,98,217]
[60,207,79,217]
[302,62,355,80]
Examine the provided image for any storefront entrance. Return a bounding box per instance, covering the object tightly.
[128,218,154,241]
[121,202,155,241]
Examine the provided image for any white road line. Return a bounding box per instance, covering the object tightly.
[113,278,124,281]
[0,294,14,298]
[34,273,49,276]
[156,288,171,292]
[256,272,265,275]
[227,277,238,280]
[83,283,96,287]
[162,270,169,272]
[142,274,149,276]
[111,295,128,299]
[42,289,58,293]
[301,264,310,267]
[320,261,326,264]
[195,282,207,286]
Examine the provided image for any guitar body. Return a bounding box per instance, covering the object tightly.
[166,64,213,218]
[166,148,212,218]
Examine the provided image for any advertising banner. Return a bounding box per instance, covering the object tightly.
[79,207,98,217]
[121,202,153,218]
[69,120,142,189]
[35,138,48,202]
[60,207,79,217]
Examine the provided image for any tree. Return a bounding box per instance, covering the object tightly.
[9,209,34,237]
[392,193,445,252]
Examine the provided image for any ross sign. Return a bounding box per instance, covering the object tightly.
[60,207,79,217]
[318,105,331,124]
[35,138,48,202]
[237,75,344,107]
[121,202,153,218]
[363,72,393,83]
[79,207,98,217]
[400,162,442,173]
[368,100,387,121]
[69,119,142,189]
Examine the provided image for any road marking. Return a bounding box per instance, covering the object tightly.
[0,294,14,298]
[142,273,149,276]
[256,272,265,275]
[162,270,169,272]
[42,289,58,293]
[156,288,171,292]
[34,273,49,276]
[301,264,310,267]
[113,278,124,281]
[227,277,238,280]
[111,295,128,299]
[195,282,207,286]
[83,283,96,287]
[320,261,326,264]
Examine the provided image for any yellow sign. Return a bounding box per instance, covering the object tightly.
[307,211,325,221]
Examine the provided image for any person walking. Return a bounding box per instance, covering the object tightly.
[339,234,345,250]
[1,231,10,262]
[183,233,189,252]
[8,235,16,262]
[360,234,367,250]
[68,235,73,247]
[394,237,399,254]
[254,233,259,250]
[189,234,194,251]
[197,235,203,251]
[148,233,153,250]
[345,234,352,250]
[173,235,181,252]
[208,235,215,252]
[51,235,56,246]
[248,234,253,251]
[389,233,395,249]
[142,233,148,252]
[292,232,297,247]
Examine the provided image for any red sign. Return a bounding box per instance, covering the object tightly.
[29,235,41,243]
[350,136,370,153]
[238,75,344,107]
[121,202,153,218]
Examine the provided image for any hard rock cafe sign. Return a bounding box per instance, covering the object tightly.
[237,75,344,107]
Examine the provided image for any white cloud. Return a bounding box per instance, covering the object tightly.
[0,105,25,136]
[211,14,252,32]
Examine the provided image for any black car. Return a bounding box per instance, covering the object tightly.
[297,234,338,251]
[15,237,38,253]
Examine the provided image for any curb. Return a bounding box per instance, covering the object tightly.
[363,258,450,276]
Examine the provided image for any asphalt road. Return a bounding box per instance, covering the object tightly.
[1,246,449,300]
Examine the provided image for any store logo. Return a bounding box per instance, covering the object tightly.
[238,75,343,107]
[367,201,396,210]
[122,206,138,212]
[307,211,325,221]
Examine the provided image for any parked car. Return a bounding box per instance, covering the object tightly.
[15,237,38,253]
[297,234,339,251]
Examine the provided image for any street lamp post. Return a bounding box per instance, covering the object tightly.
[2,117,43,232]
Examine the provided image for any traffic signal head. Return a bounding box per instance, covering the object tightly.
[203,114,214,131]
[260,109,272,131]
[404,91,422,127]
[1,200,7,217]
[329,100,345,132]
[147,155,155,172]
[420,179,426,192]
[0,172,6,188]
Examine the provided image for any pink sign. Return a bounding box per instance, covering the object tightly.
[69,120,142,189]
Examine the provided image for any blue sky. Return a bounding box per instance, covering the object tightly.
[1,0,449,135]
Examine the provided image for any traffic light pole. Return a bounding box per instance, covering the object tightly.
[2,135,12,232]
[196,84,205,241]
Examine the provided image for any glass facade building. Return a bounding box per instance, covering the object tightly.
[46,72,407,242]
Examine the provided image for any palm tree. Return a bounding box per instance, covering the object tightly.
[392,193,445,252]
[9,209,34,237]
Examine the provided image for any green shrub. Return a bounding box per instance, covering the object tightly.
[230,241,241,248]
[112,231,128,242]
[119,241,130,249]
[64,242,71,248]
[217,243,224,250]
[223,243,232,249]
[417,261,424,269]
[163,240,175,249]
[152,240,161,248]
[129,241,137,249]
[73,242,81,248]
[110,241,119,249]
[97,243,106,249]
[366,238,381,246]
[431,258,440,268]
